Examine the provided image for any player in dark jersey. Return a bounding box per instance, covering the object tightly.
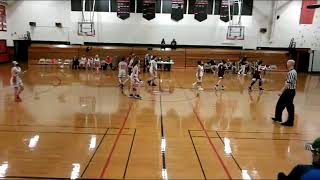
[248,60,266,92]
[215,60,227,90]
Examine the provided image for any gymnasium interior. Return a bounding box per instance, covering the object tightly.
[0,0,320,179]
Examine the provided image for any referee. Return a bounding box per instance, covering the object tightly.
[272,59,297,127]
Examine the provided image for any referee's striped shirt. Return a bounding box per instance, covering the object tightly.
[286,69,297,89]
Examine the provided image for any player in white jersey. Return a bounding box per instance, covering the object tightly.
[87,57,94,70]
[118,57,128,90]
[129,59,142,99]
[10,61,24,102]
[79,55,87,69]
[192,61,204,91]
[147,57,158,86]
[128,54,135,75]
[94,55,100,72]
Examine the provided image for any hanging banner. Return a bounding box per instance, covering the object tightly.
[220,0,233,22]
[117,0,130,20]
[171,0,184,21]
[299,0,316,24]
[194,0,208,22]
[143,0,156,20]
[0,5,6,31]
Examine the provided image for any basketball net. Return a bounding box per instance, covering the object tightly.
[226,0,244,40]
[81,0,95,23]
[78,0,96,36]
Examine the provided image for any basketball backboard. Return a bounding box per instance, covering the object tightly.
[226,25,245,40]
[78,22,95,36]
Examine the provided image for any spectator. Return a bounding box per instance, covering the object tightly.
[278,137,320,180]
[106,56,113,70]
[72,56,79,70]
[171,39,177,50]
[100,58,106,70]
[79,55,87,70]
[164,56,172,71]
[161,38,166,50]
[94,54,100,72]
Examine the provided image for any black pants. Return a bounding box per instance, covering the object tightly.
[278,165,318,180]
[164,64,171,71]
[101,64,107,70]
[106,63,113,70]
[250,75,262,87]
[275,89,296,123]
[128,68,132,76]
[72,63,79,70]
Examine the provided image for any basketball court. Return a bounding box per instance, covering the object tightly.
[0,63,319,179]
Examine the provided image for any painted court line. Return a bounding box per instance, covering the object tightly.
[99,103,133,178]
[191,106,232,179]
[176,73,232,179]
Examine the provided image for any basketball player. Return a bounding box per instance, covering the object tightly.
[238,57,247,75]
[118,57,128,90]
[79,55,87,69]
[192,61,204,91]
[249,60,266,92]
[215,60,227,90]
[147,57,158,86]
[10,61,24,102]
[128,54,135,76]
[87,57,93,70]
[94,55,100,72]
[129,59,142,99]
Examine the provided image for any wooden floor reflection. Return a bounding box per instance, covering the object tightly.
[0,64,319,179]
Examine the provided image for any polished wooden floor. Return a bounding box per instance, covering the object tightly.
[0,63,320,179]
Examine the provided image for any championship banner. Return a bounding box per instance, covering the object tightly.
[299,0,316,24]
[171,0,184,21]
[117,0,130,20]
[0,5,7,31]
[143,0,156,21]
[220,0,233,22]
[194,0,208,22]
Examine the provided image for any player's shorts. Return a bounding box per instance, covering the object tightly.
[118,70,127,78]
[196,75,203,82]
[252,74,261,81]
[131,78,140,88]
[128,68,132,75]
[149,70,157,78]
[218,72,224,79]
[10,77,23,87]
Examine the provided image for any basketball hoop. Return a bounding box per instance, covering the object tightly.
[226,25,245,40]
[78,22,95,36]
[78,0,96,37]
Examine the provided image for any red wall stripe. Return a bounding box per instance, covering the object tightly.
[300,0,317,24]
